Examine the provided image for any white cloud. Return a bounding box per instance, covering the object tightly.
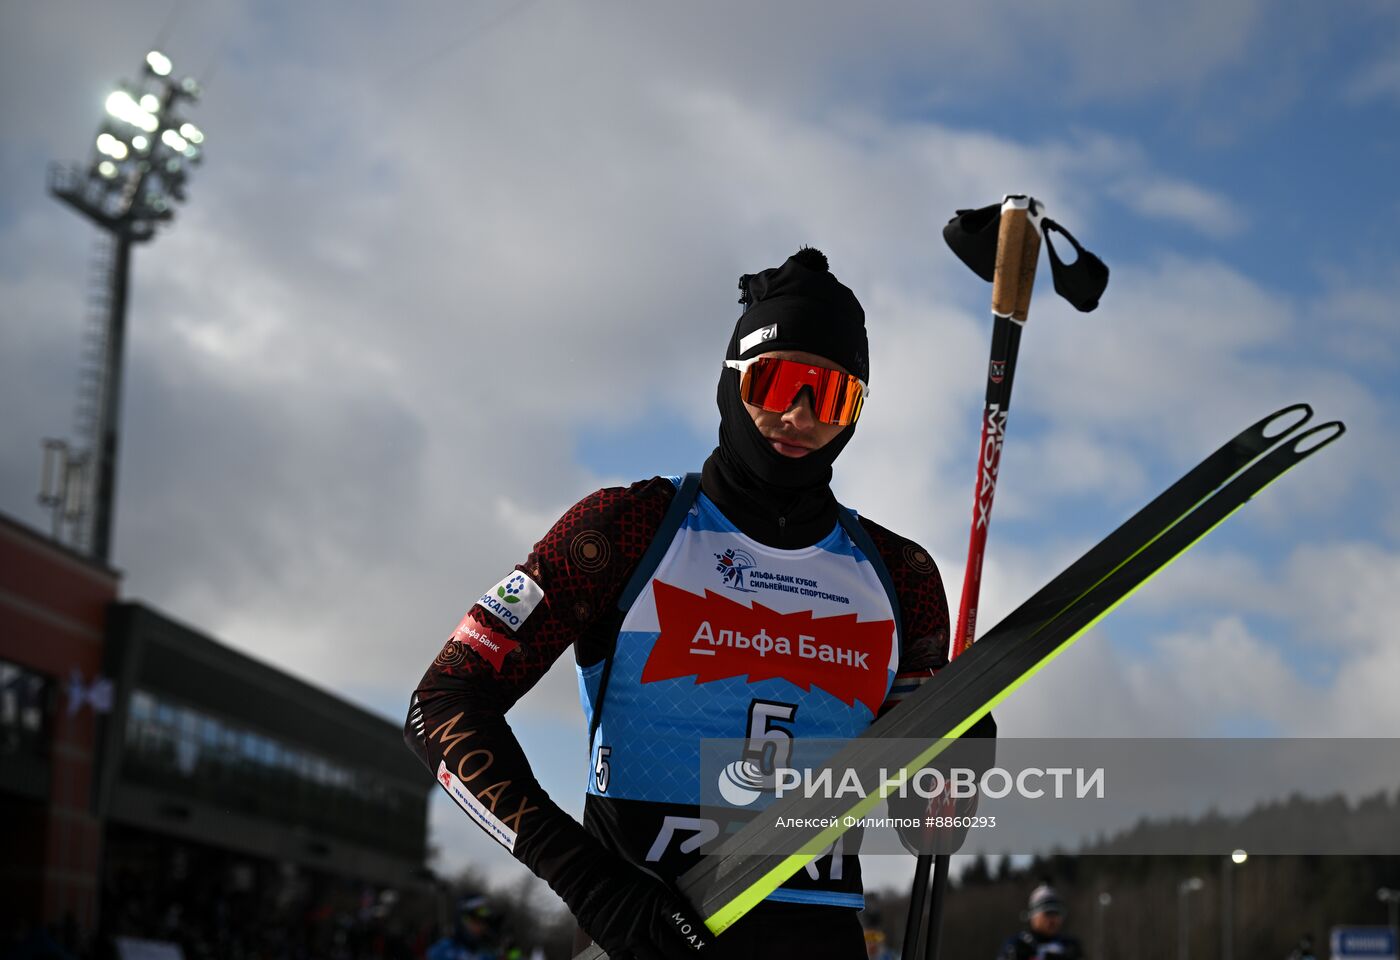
[996,615,1306,739]
[1128,618,1311,731]
[1111,176,1246,238]
[1282,541,1400,654]
[557,0,1267,108]
[1321,636,1400,735]
[1307,268,1400,371]
[1346,39,1400,103]
[1019,429,1151,503]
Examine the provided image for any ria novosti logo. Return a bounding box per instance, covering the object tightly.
[716,758,771,807]
[716,761,1107,807]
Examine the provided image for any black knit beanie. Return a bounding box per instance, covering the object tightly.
[714,247,867,492]
[729,247,869,380]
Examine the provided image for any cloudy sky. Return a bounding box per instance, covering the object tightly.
[4,1,1399,896]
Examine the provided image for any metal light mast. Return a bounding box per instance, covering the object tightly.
[45,49,206,562]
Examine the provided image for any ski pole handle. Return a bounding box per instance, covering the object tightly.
[990,196,1043,324]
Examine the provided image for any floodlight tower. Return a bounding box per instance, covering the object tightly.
[46,50,205,562]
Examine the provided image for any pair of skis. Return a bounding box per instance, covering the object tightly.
[574,403,1343,959]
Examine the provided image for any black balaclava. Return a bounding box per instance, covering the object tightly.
[700,247,869,548]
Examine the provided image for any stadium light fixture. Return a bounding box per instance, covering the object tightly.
[145,50,172,76]
[95,135,127,160]
[1094,892,1112,960]
[1380,890,1399,949]
[160,129,188,152]
[47,49,207,561]
[1178,878,1204,960]
[1223,851,1248,960]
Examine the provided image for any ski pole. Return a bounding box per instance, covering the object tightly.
[954,194,1042,658]
[903,194,1044,960]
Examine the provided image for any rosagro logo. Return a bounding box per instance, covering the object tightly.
[478,569,544,631]
[498,573,526,604]
[714,548,757,592]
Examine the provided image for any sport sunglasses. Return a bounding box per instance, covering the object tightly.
[724,356,868,426]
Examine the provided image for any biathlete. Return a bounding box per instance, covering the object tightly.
[407,248,994,959]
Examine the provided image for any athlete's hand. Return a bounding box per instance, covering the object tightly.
[890,712,996,855]
[574,859,712,959]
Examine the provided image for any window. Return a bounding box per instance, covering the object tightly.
[118,688,411,845]
[0,659,50,757]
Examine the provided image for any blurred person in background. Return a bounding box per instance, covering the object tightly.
[427,894,500,960]
[997,883,1084,960]
[1287,933,1318,960]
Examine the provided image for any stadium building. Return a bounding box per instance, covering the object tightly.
[1,511,434,953]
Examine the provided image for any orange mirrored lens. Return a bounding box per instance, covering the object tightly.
[739,358,864,426]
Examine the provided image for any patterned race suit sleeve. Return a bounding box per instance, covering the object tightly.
[404,477,676,914]
[856,516,952,680]
[858,516,998,854]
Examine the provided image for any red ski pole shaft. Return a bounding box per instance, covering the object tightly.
[951,196,1042,658]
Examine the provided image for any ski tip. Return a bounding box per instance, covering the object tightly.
[1259,403,1313,440]
[1290,420,1345,455]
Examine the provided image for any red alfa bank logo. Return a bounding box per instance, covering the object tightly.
[453,613,519,672]
[642,581,893,714]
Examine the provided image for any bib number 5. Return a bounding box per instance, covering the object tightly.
[745,699,797,775]
[594,745,612,793]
